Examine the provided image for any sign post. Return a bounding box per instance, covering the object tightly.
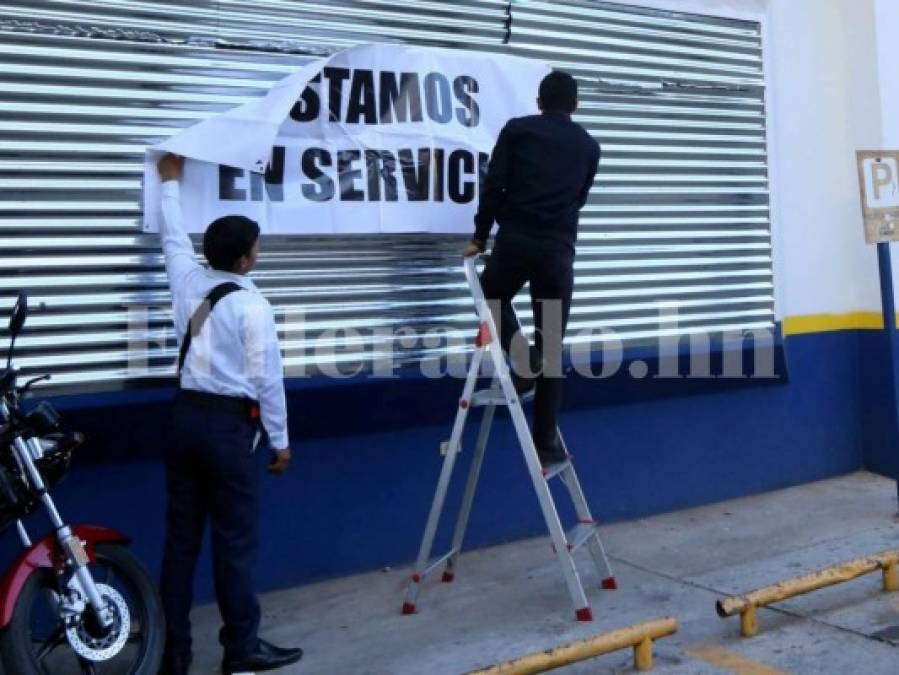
[857,150,899,501]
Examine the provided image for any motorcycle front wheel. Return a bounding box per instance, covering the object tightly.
[0,542,165,675]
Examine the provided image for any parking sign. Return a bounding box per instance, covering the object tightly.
[857,150,899,243]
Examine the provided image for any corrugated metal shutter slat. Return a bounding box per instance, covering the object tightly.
[2,0,773,392]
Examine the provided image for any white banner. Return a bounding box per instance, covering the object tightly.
[143,43,549,235]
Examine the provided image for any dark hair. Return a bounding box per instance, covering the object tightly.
[203,215,260,271]
[539,71,578,113]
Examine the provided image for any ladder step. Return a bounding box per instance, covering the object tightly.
[565,522,597,553]
[470,387,535,407]
[541,459,571,480]
[417,549,457,580]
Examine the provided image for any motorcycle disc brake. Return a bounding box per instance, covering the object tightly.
[64,583,131,662]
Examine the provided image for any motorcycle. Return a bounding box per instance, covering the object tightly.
[0,292,164,674]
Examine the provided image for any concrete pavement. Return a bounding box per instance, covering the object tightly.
[189,470,899,674]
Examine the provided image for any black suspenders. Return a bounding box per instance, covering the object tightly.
[177,282,244,374]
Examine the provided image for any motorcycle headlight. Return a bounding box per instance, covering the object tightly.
[35,433,78,488]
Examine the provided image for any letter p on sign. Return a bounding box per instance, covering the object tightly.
[864,157,899,208]
[857,151,899,243]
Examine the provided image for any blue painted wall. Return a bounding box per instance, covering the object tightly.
[858,329,899,480]
[2,328,878,603]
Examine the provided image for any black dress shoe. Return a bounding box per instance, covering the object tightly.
[159,652,192,675]
[535,435,568,466]
[221,639,303,674]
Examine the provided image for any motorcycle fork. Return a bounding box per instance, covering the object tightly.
[16,519,65,624]
[14,436,113,629]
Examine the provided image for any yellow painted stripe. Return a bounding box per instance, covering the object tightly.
[782,312,886,336]
[687,645,789,675]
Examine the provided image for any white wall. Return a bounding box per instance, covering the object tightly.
[876,0,899,302]
[876,0,899,147]
[767,0,883,318]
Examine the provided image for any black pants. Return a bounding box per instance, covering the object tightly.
[479,231,575,446]
[160,398,261,660]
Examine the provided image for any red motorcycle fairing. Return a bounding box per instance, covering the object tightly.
[0,524,130,628]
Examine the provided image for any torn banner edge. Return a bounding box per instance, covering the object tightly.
[142,57,325,231]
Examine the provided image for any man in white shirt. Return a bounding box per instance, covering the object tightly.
[156,153,302,675]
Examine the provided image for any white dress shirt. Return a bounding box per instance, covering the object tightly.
[160,180,289,449]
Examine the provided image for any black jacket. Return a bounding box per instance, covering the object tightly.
[474,111,600,252]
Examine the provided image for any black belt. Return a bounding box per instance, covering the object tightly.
[175,388,260,422]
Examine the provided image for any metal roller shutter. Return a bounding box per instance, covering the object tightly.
[509,0,773,349]
[0,0,773,392]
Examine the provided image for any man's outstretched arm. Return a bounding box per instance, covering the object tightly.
[578,142,601,209]
[157,153,202,290]
[467,121,513,254]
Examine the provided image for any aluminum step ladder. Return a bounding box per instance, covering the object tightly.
[401,254,616,622]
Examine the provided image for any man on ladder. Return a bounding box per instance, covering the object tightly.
[463,70,600,466]
[402,71,613,622]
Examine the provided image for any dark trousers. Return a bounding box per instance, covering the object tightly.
[479,231,575,446]
[160,398,261,659]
